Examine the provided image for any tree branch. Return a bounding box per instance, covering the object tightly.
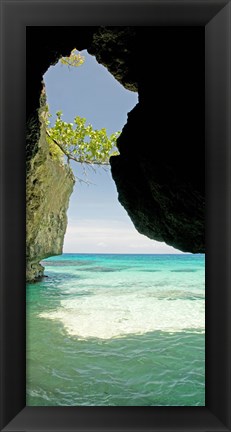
[46,129,109,166]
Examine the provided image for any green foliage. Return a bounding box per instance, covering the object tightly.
[44,50,120,167]
[59,49,85,68]
[46,111,120,165]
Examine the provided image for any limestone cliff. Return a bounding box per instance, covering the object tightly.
[26,27,205,256]
[26,100,75,282]
[89,27,205,253]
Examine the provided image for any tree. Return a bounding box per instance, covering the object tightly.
[59,48,85,68]
[44,49,120,170]
[46,111,120,166]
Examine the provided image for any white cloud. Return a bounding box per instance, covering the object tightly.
[97,242,107,247]
[63,218,182,254]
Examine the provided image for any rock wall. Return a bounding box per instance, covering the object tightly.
[90,27,205,253]
[26,26,205,262]
[26,99,75,282]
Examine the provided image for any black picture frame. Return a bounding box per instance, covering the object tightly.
[1,1,231,431]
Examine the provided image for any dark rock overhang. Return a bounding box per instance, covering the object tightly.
[27,26,204,253]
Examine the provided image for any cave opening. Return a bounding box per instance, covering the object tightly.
[42,48,181,258]
[26,27,205,407]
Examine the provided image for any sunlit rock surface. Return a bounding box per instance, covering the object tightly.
[26,100,75,282]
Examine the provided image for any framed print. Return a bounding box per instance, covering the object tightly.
[0,0,231,431]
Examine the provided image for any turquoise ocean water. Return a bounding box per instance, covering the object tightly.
[26,253,205,406]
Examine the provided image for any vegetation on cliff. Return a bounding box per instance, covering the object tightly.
[44,48,120,168]
[59,48,85,68]
[46,111,120,166]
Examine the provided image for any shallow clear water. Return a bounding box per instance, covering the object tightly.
[26,253,205,406]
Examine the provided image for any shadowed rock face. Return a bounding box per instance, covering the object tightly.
[89,27,204,252]
[110,103,204,253]
[108,28,205,253]
[27,26,204,261]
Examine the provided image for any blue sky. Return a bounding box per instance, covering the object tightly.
[44,50,182,254]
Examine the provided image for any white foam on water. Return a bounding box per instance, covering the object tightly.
[39,292,205,340]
